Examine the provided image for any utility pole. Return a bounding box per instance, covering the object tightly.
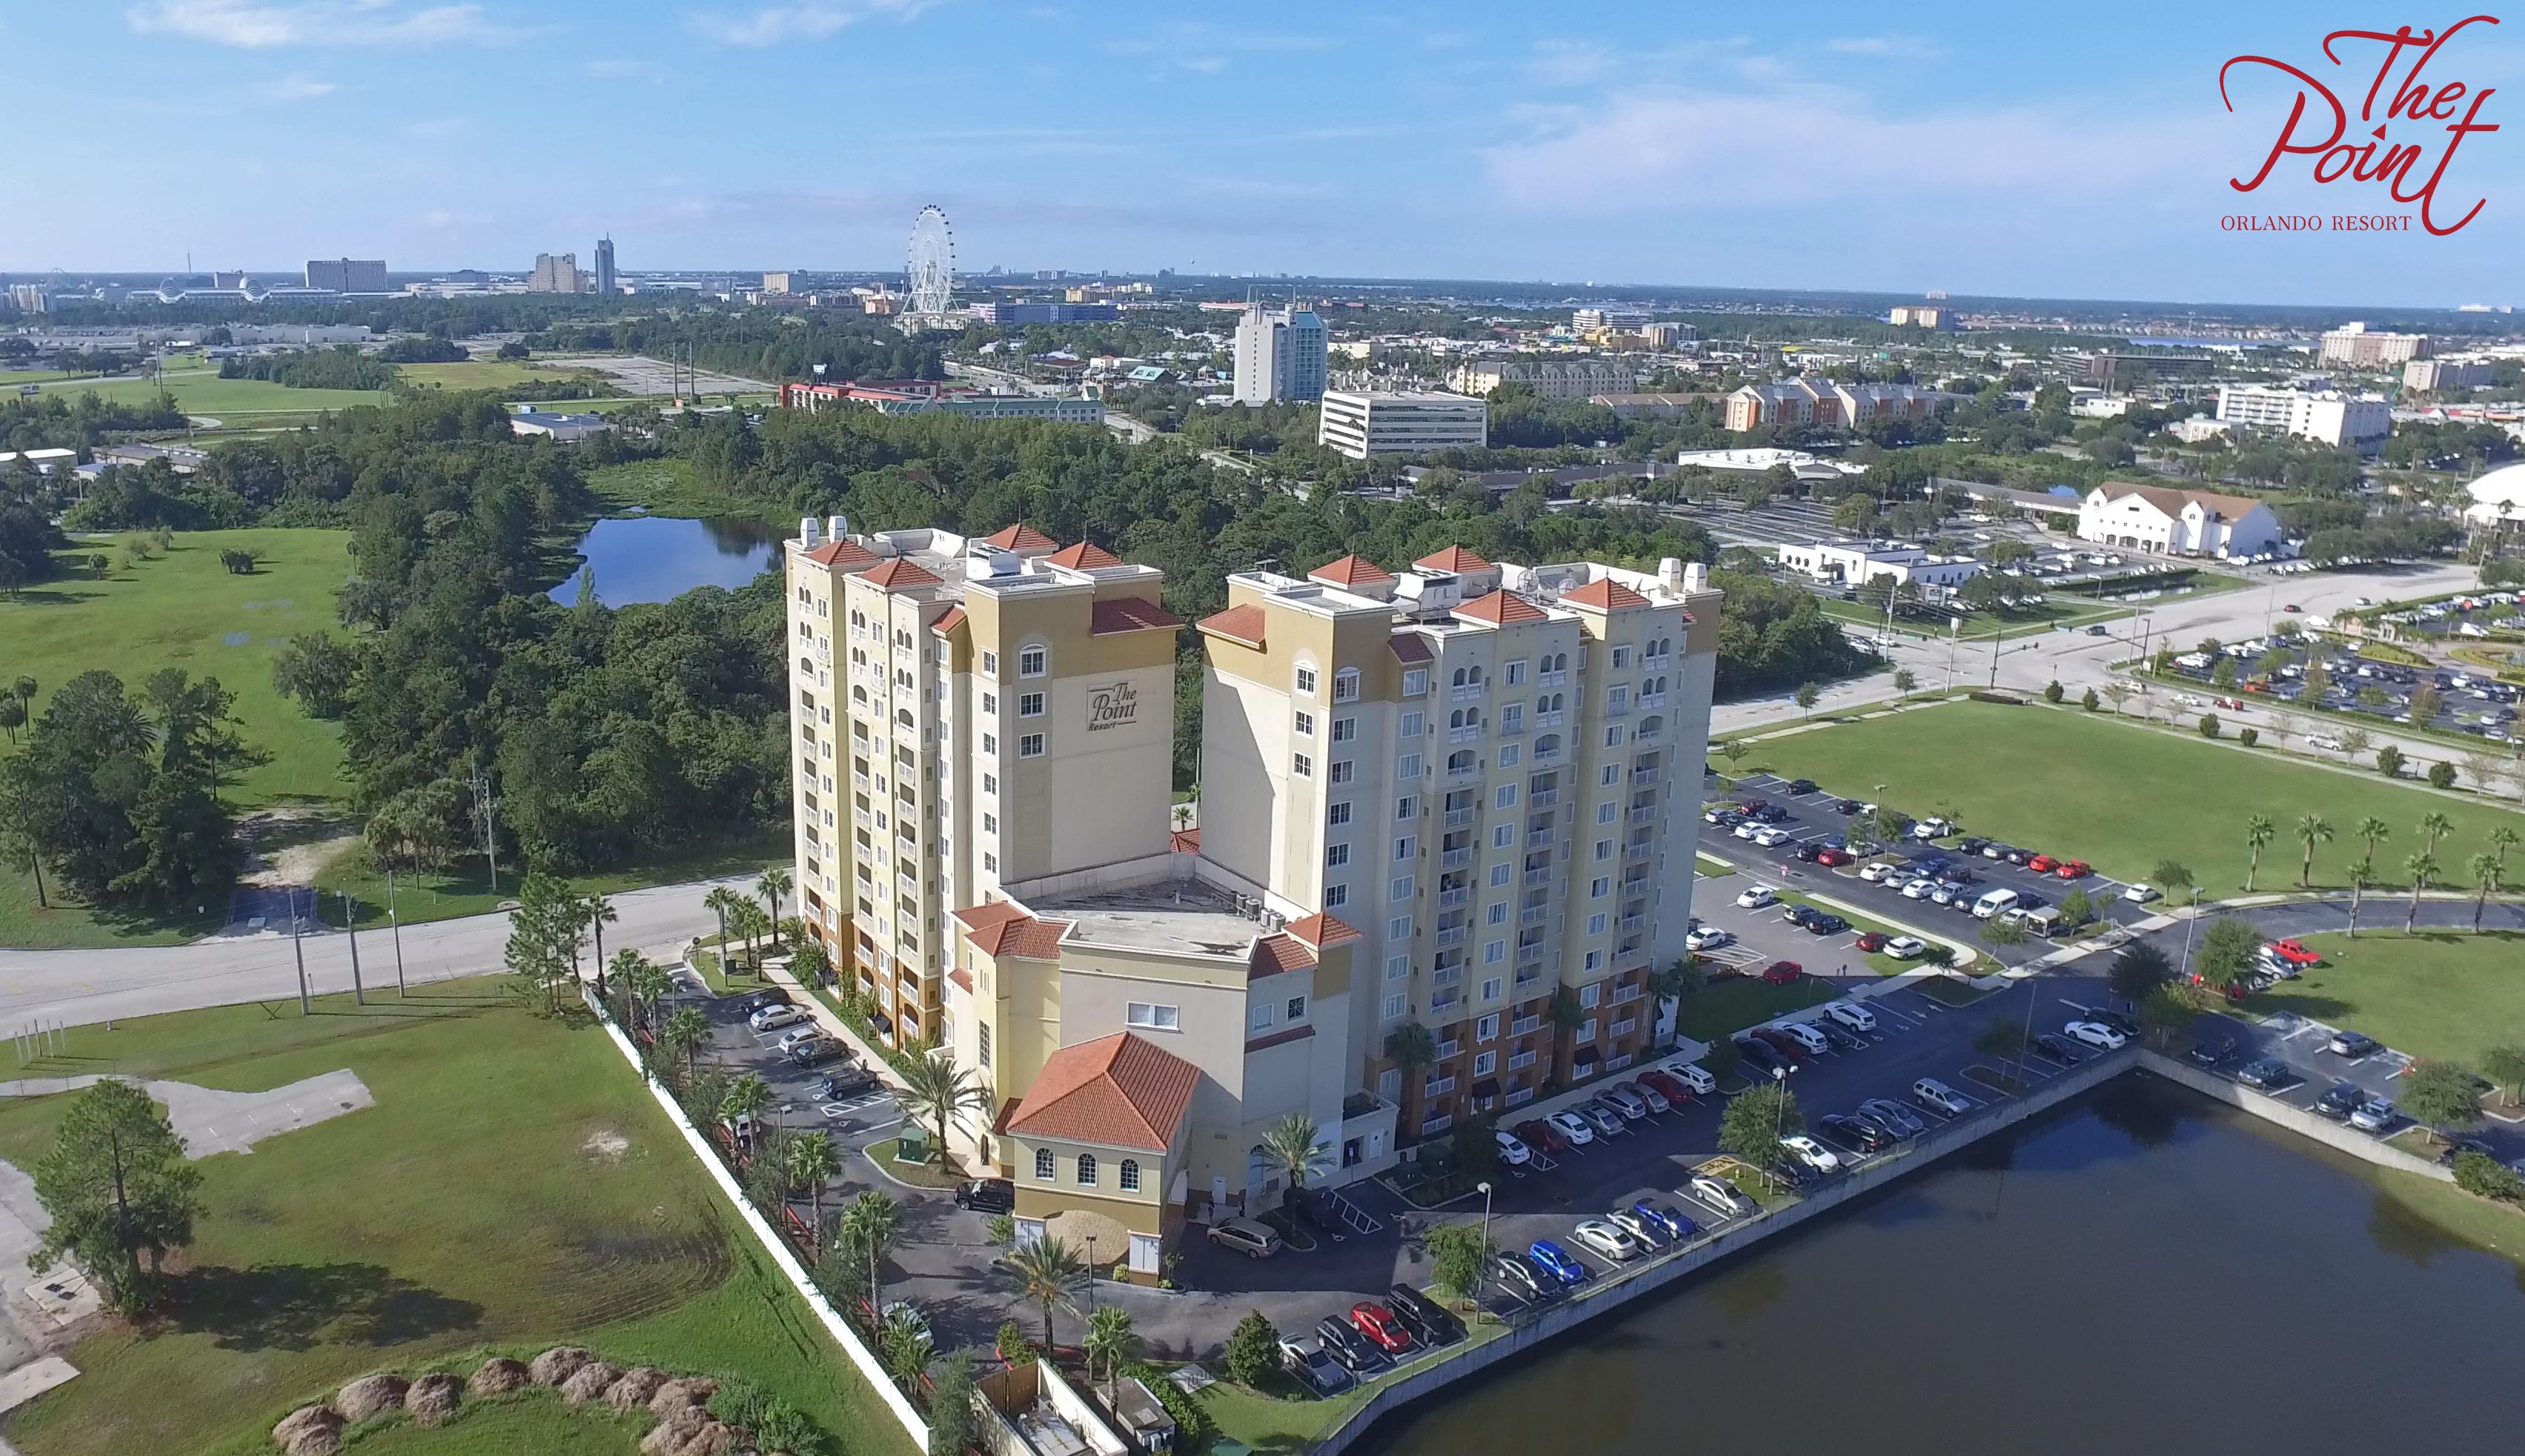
[471,761,500,897]
[342,890,365,1005]
[289,888,311,1015]
[387,866,407,996]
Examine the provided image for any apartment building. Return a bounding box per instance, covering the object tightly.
[2318,322,2431,368]
[783,520,1184,1050]
[529,252,583,293]
[1196,548,1721,1143]
[1230,301,1327,404]
[2214,384,2390,447]
[1724,379,1958,432]
[2404,358,2493,393]
[1572,308,1649,335]
[303,258,388,293]
[1317,391,1488,459]
[1447,358,1635,401]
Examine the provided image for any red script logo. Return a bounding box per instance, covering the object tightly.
[2220,17,2501,235]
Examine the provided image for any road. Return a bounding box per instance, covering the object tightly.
[0,875,748,1032]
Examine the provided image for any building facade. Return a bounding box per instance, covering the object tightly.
[2404,358,2492,393]
[2077,484,2285,558]
[1886,305,1953,330]
[1447,359,1634,401]
[1317,391,1487,459]
[1571,308,1649,335]
[1724,379,1957,432]
[970,302,1120,326]
[529,253,583,293]
[2214,384,2391,447]
[2318,322,2431,367]
[1230,302,1328,405]
[1775,541,1983,590]
[304,258,387,293]
[594,237,617,296]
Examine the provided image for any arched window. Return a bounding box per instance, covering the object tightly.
[1019,643,1049,677]
[1451,667,1470,687]
[1640,714,1665,737]
[1076,1152,1098,1186]
[1034,1147,1055,1180]
[1120,1158,1142,1191]
[1536,734,1561,758]
[1447,749,1475,775]
[1333,667,1360,702]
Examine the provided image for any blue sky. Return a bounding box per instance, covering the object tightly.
[6,1,2520,305]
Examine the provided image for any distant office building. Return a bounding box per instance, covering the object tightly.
[594,237,617,296]
[968,302,1119,326]
[2078,483,2283,559]
[763,271,797,295]
[1317,391,1487,459]
[508,410,612,442]
[1887,305,1954,330]
[777,380,1104,425]
[1448,358,1633,401]
[1572,307,1649,335]
[1776,541,1983,591]
[211,270,248,289]
[1230,300,1328,405]
[305,258,388,293]
[2403,358,2492,393]
[1639,322,1697,349]
[2318,322,2431,367]
[1724,379,1958,432]
[529,253,583,293]
[2214,384,2391,447]
[6,284,48,314]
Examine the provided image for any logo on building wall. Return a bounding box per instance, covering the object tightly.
[2218,16,2500,236]
[1086,680,1141,732]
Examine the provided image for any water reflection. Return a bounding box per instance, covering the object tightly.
[549,515,784,607]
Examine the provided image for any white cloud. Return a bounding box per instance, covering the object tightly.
[258,75,336,99]
[1826,35,1941,59]
[695,0,939,47]
[126,1,519,48]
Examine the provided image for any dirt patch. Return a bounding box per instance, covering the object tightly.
[234,808,359,890]
[580,1128,631,1163]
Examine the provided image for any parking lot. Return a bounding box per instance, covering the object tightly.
[2155,628,2523,745]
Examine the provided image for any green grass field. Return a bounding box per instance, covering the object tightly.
[1672,976,1837,1045]
[0,981,912,1456]
[2245,929,2525,1070]
[585,459,782,522]
[395,359,617,396]
[312,829,788,930]
[27,367,387,418]
[1747,702,2525,894]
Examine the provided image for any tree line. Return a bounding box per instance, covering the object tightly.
[218,345,399,391]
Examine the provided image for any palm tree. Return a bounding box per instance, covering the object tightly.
[1256,1111,1330,1214]
[1383,1023,1436,1115]
[660,1006,709,1080]
[585,894,619,996]
[2295,814,2332,888]
[611,948,664,1031]
[1084,1306,1138,1403]
[896,1050,990,1166]
[720,1074,773,1150]
[1172,802,1194,832]
[840,1188,900,1312]
[2349,817,2389,940]
[757,867,793,951]
[1006,1235,1089,1355]
[2403,851,2438,934]
[2489,825,2521,886]
[730,900,771,976]
[2468,852,2500,933]
[703,885,743,969]
[786,1128,840,1229]
[879,1303,932,1389]
[2418,811,2455,857]
[2243,814,2275,893]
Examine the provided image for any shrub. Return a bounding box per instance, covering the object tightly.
[2237,727,2259,747]
[2427,760,2458,789]
[2043,680,2064,703]
[2453,1151,2525,1203]
[2198,714,2220,738]
[708,1379,773,1431]
[2081,687,2100,711]
[995,1320,1039,1366]
[2377,745,2406,778]
[1225,1309,1281,1388]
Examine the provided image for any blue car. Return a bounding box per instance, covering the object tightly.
[1629,1198,1696,1242]
[1527,1239,1588,1286]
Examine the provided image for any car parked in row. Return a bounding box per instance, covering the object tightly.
[1280,1336,1350,1395]
[1690,1174,1759,1218]
[1492,1250,1556,1300]
[1625,1198,1696,1241]
[2064,1020,2127,1051]
[1859,1098,1928,1137]
[1349,1300,1414,1354]
[1527,1240,1589,1287]
[1315,1316,1384,1375]
[1913,1078,1972,1116]
[1572,1219,1644,1263]
[1210,1218,1284,1259]
[1819,1113,1888,1153]
[1779,1134,1840,1173]
[1546,1110,1597,1146]
[1387,1283,1464,1345]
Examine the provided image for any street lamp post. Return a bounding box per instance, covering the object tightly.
[1474,1180,1494,1315]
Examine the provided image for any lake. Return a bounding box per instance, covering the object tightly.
[548,514,786,608]
[1358,1078,2525,1456]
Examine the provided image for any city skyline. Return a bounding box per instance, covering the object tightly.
[4,1,2518,305]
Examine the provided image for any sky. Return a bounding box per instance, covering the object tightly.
[4,0,2521,306]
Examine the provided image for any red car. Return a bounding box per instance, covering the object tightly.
[2053,860,2091,880]
[1760,960,1803,984]
[2265,938,2322,966]
[1514,1117,1569,1154]
[1854,931,1888,953]
[1751,1027,1812,1062]
[1350,1300,1414,1354]
[2027,854,2060,874]
[1638,1067,1694,1105]
[1814,846,1854,867]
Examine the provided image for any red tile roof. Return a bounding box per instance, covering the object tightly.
[805,539,880,568]
[1046,541,1124,571]
[1388,632,1434,665]
[1197,604,1267,648]
[1090,596,1184,634]
[1284,911,1361,949]
[1310,555,1393,589]
[981,524,1059,551]
[1455,591,1547,626]
[931,605,969,635]
[1247,933,1318,979]
[964,914,1069,960]
[1169,828,1201,855]
[860,556,943,591]
[948,968,975,994]
[1004,1032,1201,1152]
[1562,577,1650,611]
[1415,545,1494,574]
[1244,1024,1317,1054]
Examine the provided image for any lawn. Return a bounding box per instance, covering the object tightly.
[311,829,787,929]
[585,459,780,522]
[394,359,610,394]
[0,980,913,1456]
[1745,700,2525,895]
[2244,929,2525,1071]
[27,366,387,418]
[1671,976,1836,1045]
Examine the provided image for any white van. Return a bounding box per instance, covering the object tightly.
[1667,1062,1719,1097]
[1776,1022,1830,1056]
[1973,887,2020,920]
[1825,1001,1877,1034]
[2023,906,2063,937]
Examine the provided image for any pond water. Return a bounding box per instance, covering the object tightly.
[1359,1078,2525,1456]
[548,515,785,608]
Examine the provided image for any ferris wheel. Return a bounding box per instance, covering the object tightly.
[907,206,955,316]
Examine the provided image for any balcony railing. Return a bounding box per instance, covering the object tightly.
[1441,848,1473,870]
[1614,983,1645,1004]
[1524,867,1553,888]
[1450,682,1484,702]
[1445,808,1476,828]
[1529,789,1559,808]
[1436,1038,1461,1059]
[1527,828,1556,848]
[1511,1014,1542,1036]
[1625,842,1654,862]
[1610,1017,1637,1038]
[1619,914,1645,934]
[1539,670,1566,688]
[1438,888,1470,908]
[1507,1048,1537,1071]
[1520,906,1547,925]
[1448,726,1482,745]
[1630,806,1656,825]
[1631,767,1660,784]
[1421,1112,1454,1135]
[1505,1085,1536,1106]
[1516,941,1546,964]
[1435,926,1467,948]
[1605,1052,1635,1071]
[1535,711,1565,728]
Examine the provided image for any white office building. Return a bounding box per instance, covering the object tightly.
[2214,384,2391,447]
[1447,359,1634,401]
[1317,392,1488,459]
[1230,302,1327,404]
[1775,542,1983,591]
[2077,484,2286,559]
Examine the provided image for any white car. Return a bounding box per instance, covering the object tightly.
[1546,1111,1596,1146]
[2063,1020,2127,1051]
[1495,1129,1533,1166]
[749,1004,806,1032]
[2348,1097,2396,1131]
[1735,886,1777,909]
[774,1025,823,1051]
[1859,862,1902,884]
[1901,878,1936,900]
[1752,826,1789,848]
[1685,926,1735,952]
[1734,822,1762,840]
[1779,1134,1840,1173]
[1689,1174,1757,1217]
[1912,1078,1972,1116]
[1884,935,1928,960]
[2122,883,2160,903]
[1571,1219,1642,1263]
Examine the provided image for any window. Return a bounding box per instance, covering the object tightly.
[1294,710,1316,737]
[1384,993,1407,1018]
[1577,1018,1597,1043]
[1597,802,1617,824]
[982,812,1000,833]
[1613,645,1631,668]
[982,772,998,794]
[1395,797,1417,821]
[981,691,998,714]
[1584,949,1605,971]
[1487,902,1508,926]
[1324,883,1350,907]
[1607,685,1630,712]
[1327,800,1353,826]
[1494,784,1519,809]
[1397,752,1422,781]
[1127,1001,1181,1030]
[1386,954,1410,981]
[1329,759,1356,785]
[1251,1001,1278,1032]
[1077,1153,1098,1186]
[1484,939,1506,964]
[1477,1013,1501,1041]
[1595,838,1613,861]
[982,732,998,755]
[1295,664,1318,695]
[1019,646,1047,677]
[1120,1159,1141,1191]
[1491,824,1514,848]
[1286,994,1307,1020]
[1399,710,1424,739]
[1402,668,1429,697]
[1600,764,1620,786]
[1035,1148,1055,1180]
[1019,734,1045,758]
[1500,704,1524,734]
[1506,659,1527,685]
[1325,843,1351,868]
[1332,716,1357,742]
[1587,912,1609,936]
[1293,753,1313,778]
[1019,692,1044,718]
[1334,668,1360,702]
[1590,876,1610,898]
[1474,1050,1497,1077]
[982,650,1000,675]
[1488,863,1512,887]
[1605,726,1625,748]
[1394,835,1416,862]
[983,851,999,873]
[978,1022,992,1068]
